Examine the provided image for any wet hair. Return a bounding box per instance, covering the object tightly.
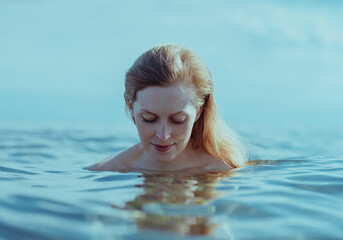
[124,44,246,167]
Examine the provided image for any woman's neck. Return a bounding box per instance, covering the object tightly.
[138,141,205,171]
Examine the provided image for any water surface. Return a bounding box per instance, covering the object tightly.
[1,124,342,239]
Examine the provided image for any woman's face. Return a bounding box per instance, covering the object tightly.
[131,84,200,164]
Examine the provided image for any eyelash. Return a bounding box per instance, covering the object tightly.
[173,120,185,125]
[142,118,185,124]
[143,119,155,123]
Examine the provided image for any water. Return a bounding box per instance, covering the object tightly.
[1,124,343,239]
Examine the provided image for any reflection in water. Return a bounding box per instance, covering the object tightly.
[111,170,234,236]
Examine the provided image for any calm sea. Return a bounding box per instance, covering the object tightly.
[0,124,342,239]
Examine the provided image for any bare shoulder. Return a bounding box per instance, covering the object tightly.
[199,151,233,170]
[87,144,142,172]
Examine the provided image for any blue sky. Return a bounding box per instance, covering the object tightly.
[1,0,342,127]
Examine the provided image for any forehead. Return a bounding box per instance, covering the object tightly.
[134,84,196,114]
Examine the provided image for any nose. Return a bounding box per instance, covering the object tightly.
[156,121,171,141]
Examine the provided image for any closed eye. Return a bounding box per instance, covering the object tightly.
[143,118,156,123]
[172,119,186,125]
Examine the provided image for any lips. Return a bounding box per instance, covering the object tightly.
[151,143,174,152]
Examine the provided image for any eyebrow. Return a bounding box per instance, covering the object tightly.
[140,109,186,116]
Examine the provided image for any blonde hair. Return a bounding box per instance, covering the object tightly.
[124,44,247,167]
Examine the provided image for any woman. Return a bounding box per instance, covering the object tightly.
[89,44,246,172]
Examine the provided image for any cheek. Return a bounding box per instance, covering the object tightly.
[135,122,154,139]
[172,123,194,139]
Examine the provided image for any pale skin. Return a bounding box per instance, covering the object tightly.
[89,83,230,173]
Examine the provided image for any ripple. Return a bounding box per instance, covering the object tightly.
[1,195,84,217]
[214,199,277,218]
[0,220,51,240]
[10,152,55,159]
[0,144,50,150]
[0,166,37,175]
[0,177,27,181]
[78,174,97,179]
[82,185,133,192]
[94,174,138,182]
[287,173,343,183]
[44,171,66,174]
